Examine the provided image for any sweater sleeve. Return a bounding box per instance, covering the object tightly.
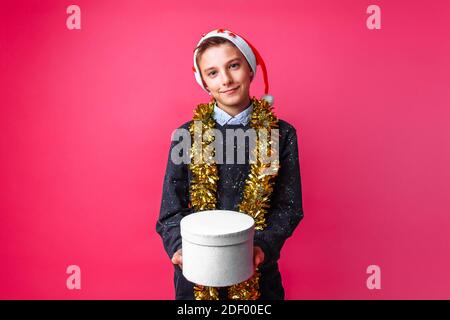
[156,134,193,260]
[253,127,304,264]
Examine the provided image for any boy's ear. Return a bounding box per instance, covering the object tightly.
[201,79,210,93]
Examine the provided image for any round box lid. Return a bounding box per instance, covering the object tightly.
[181,210,255,246]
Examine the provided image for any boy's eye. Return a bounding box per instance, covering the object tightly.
[208,70,217,77]
[230,63,240,69]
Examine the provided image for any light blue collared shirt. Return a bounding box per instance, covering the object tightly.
[213,102,253,126]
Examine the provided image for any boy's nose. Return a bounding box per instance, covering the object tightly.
[220,71,233,86]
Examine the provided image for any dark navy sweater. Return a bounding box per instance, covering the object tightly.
[156,119,304,299]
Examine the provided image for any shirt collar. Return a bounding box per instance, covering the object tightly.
[213,102,253,126]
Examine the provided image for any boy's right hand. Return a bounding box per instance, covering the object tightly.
[171,248,183,270]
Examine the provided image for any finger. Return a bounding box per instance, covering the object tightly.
[255,254,264,267]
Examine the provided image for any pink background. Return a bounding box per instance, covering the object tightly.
[1,0,450,299]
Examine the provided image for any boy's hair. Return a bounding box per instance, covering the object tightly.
[195,37,234,67]
[195,37,253,79]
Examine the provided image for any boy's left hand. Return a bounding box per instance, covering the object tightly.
[253,246,265,270]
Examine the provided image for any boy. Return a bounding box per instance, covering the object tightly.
[156,28,304,300]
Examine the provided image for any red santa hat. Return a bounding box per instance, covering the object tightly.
[192,28,274,106]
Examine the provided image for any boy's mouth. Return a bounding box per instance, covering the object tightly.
[221,86,239,94]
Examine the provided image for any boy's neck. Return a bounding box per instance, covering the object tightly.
[216,97,251,117]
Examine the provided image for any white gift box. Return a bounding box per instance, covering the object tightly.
[180,210,255,287]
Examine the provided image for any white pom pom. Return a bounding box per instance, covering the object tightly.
[261,94,274,106]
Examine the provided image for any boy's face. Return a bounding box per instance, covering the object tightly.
[198,43,253,112]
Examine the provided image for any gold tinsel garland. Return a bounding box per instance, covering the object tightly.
[188,97,279,300]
